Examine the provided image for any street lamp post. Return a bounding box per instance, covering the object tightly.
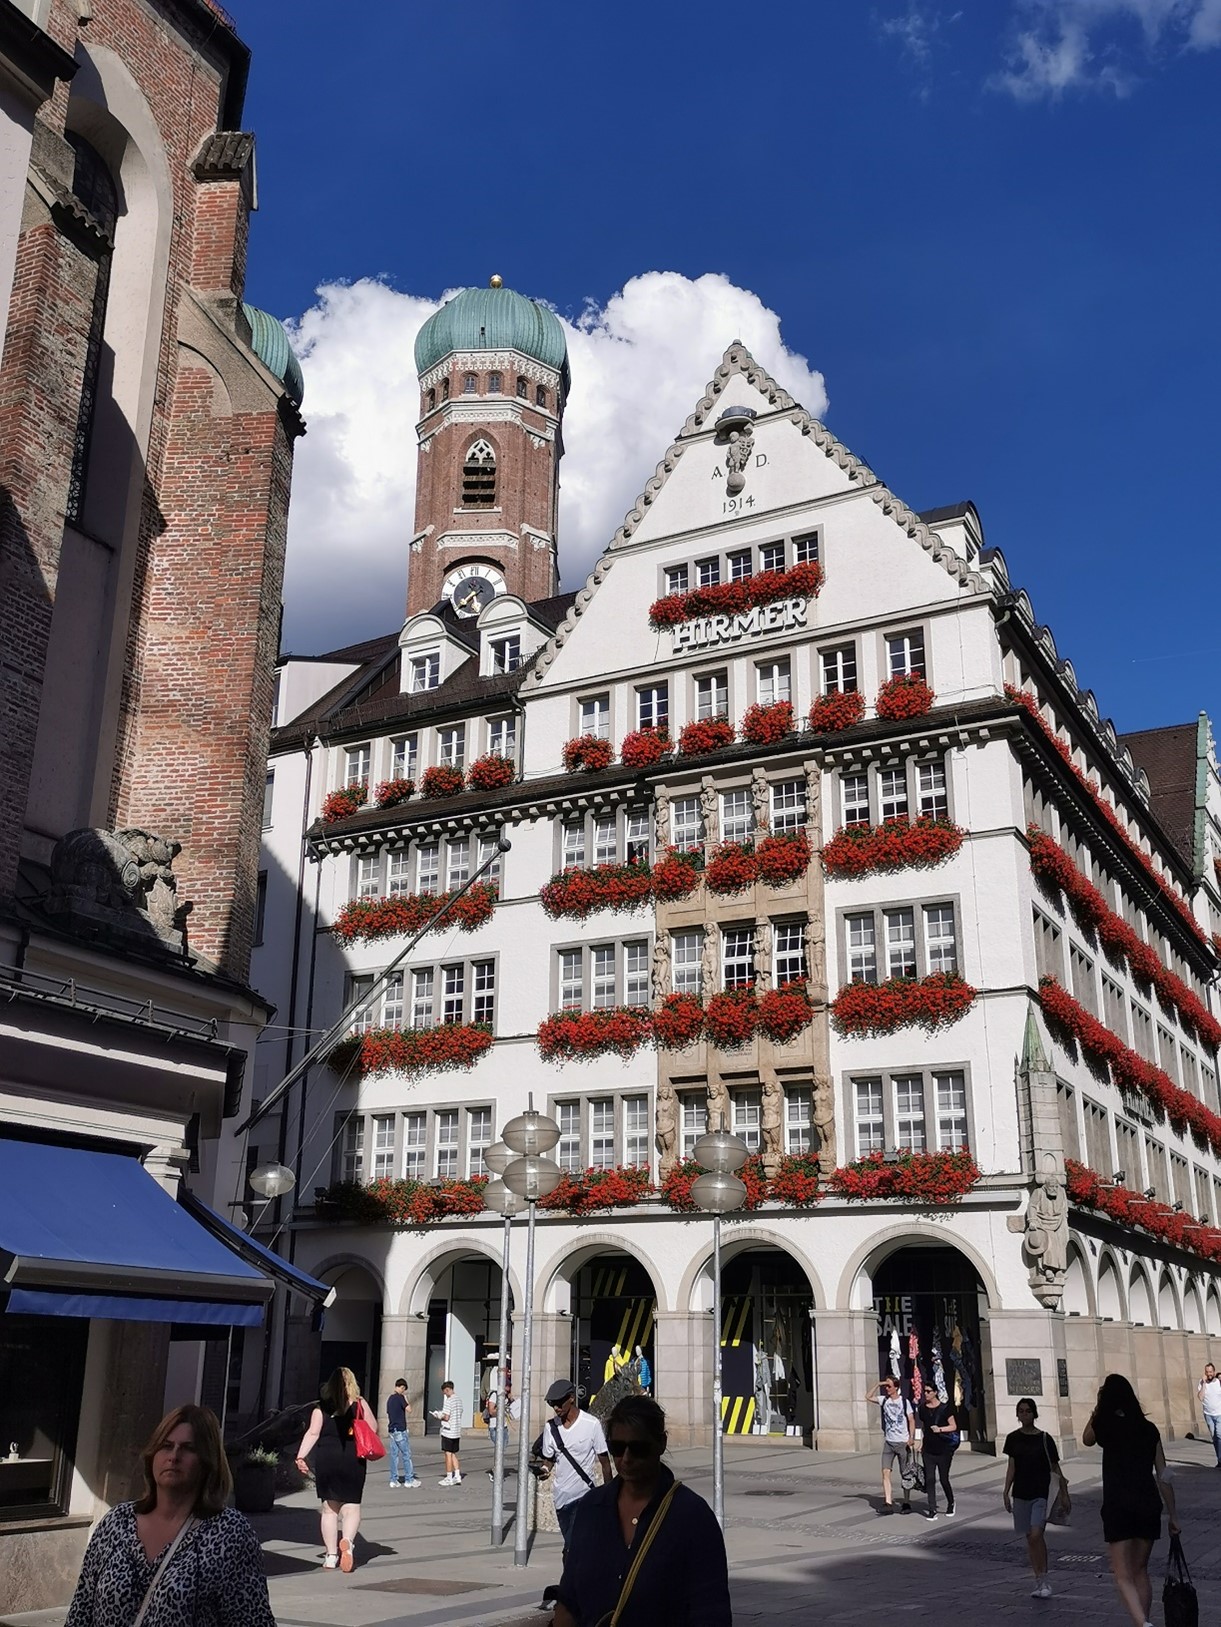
[690,1126,749,1531]
[482,1141,523,1548]
[501,1105,561,1569]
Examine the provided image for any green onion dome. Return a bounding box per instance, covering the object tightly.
[414,278,568,385]
[243,304,305,408]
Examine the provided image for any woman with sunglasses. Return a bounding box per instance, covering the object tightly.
[553,1395,730,1627]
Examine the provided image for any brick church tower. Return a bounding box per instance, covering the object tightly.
[407,277,568,616]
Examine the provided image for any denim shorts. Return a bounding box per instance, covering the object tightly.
[1012,1496,1048,1534]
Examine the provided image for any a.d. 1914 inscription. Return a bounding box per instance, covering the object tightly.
[1006,1358,1043,1396]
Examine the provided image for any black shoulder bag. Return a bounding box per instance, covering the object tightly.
[545,1417,596,1487]
[1163,1533,1198,1627]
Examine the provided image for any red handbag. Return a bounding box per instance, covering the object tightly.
[352,1403,386,1461]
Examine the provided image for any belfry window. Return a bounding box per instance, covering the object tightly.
[461,439,497,508]
[65,133,118,527]
[463,373,478,394]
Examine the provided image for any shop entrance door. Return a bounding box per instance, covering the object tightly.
[719,1251,814,1439]
[569,1254,656,1410]
[872,1246,989,1446]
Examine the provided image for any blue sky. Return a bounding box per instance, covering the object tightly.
[237,1,1219,734]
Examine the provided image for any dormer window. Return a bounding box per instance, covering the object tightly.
[462,439,497,508]
[490,634,521,674]
[463,373,478,394]
[410,652,440,692]
[488,371,502,394]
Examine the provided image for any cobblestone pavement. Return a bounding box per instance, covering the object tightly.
[9,1434,1221,1627]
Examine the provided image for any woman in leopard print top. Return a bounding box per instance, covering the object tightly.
[65,1405,275,1627]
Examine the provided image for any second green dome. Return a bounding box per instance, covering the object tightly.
[414,281,568,382]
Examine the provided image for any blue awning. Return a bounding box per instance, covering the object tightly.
[180,1191,334,1307]
[0,1138,273,1325]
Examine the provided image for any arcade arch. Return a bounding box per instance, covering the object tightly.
[402,1242,517,1430]
[1098,1253,1125,1321]
[1129,1266,1156,1327]
[1063,1244,1092,1317]
[1157,1271,1180,1331]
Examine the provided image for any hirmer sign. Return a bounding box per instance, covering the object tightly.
[669,597,808,653]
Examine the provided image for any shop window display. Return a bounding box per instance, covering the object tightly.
[0,1315,87,1519]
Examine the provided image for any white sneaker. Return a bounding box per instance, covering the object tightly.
[439,1474,453,1485]
[322,1554,339,1570]
[1031,1581,1052,1599]
[405,1478,422,1487]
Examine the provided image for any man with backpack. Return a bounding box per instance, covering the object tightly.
[540,1378,611,1553]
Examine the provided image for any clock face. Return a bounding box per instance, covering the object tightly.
[444,563,504,617]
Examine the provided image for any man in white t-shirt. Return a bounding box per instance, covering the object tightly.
[431,1380,465,1486]
[1197,1363,1221,1466]
[866,1376,915,1513]
[540,1378,611,1552]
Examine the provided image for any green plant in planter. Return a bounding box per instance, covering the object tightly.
[232,1445,279,1512]
[244,1445,279,1466]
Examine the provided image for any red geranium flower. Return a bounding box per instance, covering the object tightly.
[562,734,614,773]
[757,981,812,1043]
[678,717,735,756]
[332,882,497,944]
[704,841,758,895]
[537,1006,653,1063]
[827,1149,980,1206]
[327,1022,494,1079]
[659,1155,765,1213]
[621,727,672,769]
[539,863,653,921]
[322,784,367,823]
[704,988,759,1049]
[875,674,935,720]
[537,1165,653,1216]
[374,778,414,809]
[769,1153,823,1208]
[650,848,703,901]
[808,690,865,733]
[740,700,794,747]
[1067,1159,1221,1264]
[832,973,977,1037]
[823,816,965,879]
[466,754,514,791]
[420,764,464,799]
[653,993,705,1050]
[755,831,811,887]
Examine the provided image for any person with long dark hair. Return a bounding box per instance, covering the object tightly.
[1002,1398,1069,1597]
[296,1367,376,1572]
[65,1404,274,1627]
[553,1395,730,1627]
[1083,1374,1179,1627]
[919,1387,958,1520]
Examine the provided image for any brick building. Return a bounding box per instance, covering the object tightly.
[0,0,317,1608]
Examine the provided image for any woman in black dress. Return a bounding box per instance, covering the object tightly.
[295,1368,377,1573]
[919,1387,958,1520]
[1082,1374,1179,1627]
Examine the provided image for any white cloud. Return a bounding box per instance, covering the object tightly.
[281,273,828,653]
[993,0,1221,97]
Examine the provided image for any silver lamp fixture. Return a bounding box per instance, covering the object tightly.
[691,1121,749,1530]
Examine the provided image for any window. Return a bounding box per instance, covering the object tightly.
[410,653,440,692]
[580,694,611,740]
[536,384,547,407]
[894,1074,926,1151]
[1103,976,1128,1039]
[391,733,419,780]
[559,949,583,1010]
[774,920,806,985]
[593,813,617,866]
[727,548,752,581]
[1158,1027,1179,1085]
[371,1115,396,1179]
[1182,1046,1199,1096]
[382,972,404,1030]
[1171,1152,1191,1210]
[490,635,521,673]
[625,808,650,866]
[488,371,502,394]
[1070,945,1097,1016]
[472,960,495,1024]
[664,563,690,594]
[721,788,753,843]
[886,629,926,679]
[673,930,703,995]
[426,387,436,412]
[355,853,379,900]
[1131,1002,1153,1061]
[468,1107,493,1174]
[1115,1119,1139,1185]
[253,871,267,945]
[637,683,668,730]
[557,1101,581,1172]
[442,964,465,1023]
[624,1095,650,1167]
[924,904,958,973]
[785,1086,812,1153]
[846,913,878,983]
[672,795,702,853]
[516,375,528,399]
[681,1092,708,1156]
[1083,1100,1111,1174]
[733,1088,762,1152]
[412,967,435,1027]
[341,1116,365,1182]
[590,1098,615,1168]
[262,771,275,829]
[345,744,371,785]
[447,837,470,891]
[1057,1082,1080,1162]
[65,134,118,525]
[347,973,377,1033]
[442,376,450,401]
[722,925,754,990]
[488,715,516,758]
[1146,1137,1167,1197]
[759,540,785,574]
[1033,910,1063,983]
[435,1110,459,1178]
[935,1072,968,1149]
[463,373,477,394]
[695,670,728,720]
[879,766,909,821]
[696,557,721,588]
[793,532,819,564]
[771,778,807,832]
[756,657,791,705]
[561,819,586,869]
[855,1079,885,1155]
[884,908,917,978]
[624,940,650,1006]
[416,842,439,896]
[403,1112,426,1178]
[591,945,616,1009]
[821,644,857,694]
[917,761,948,819]
[477,833,503,887]
[461,439,496,507]
[438,725,465,770]
[842,772,870,828]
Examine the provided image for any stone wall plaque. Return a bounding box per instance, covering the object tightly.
[1006,1358,1043,1396]
[1057,1358,1069,1398]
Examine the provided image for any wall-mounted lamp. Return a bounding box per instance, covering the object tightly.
[1143,1188,1156,1199]
[1173,1202,1185,1213]
[1112,1170,1127,1185]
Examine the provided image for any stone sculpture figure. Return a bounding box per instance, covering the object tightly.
[47,826,193,951]
[652,935,671,1000]
[700,927,718,995]
[655,1080,678,1175]
[751,767,770,832]
[706,1075,729,1135]
[753,921,772,989]
[761,1075,783,1171]
[804,919,826,994]
[654,786,671,847]
[700,776,719,845]
[804,762,822,839]
[724,426,754,495]
[1024,1171,1069,1307]
[812,1074,837,1176]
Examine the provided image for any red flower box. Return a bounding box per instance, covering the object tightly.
[653,993,705,1050]
[374,778,414,809]
[537,1165,653,1216]
[466,754,514,791]
[808,690,865,733]
[621,727,671,769]
[704,841,757,895]
[659,1155,766,1212]
[827,1149,980,1206]
[563,734,614,773]
[741,700,794,747]
[322,784,367,823]
[316,1174,489,1226]
[823,816,965,878]
[704,988,759,1049]
[539,862,653,920]
[1067,1159,1221,1264]
[678,717,735,757]
[537,1006,652,1062]
[327,1022,494,1079]
[755,831,811,888]
[831,972,977,1037]
[757,981,812,1043]
[875,674,935,720]
[648,561,824,632]
[420,764,464,799]
[332,882,497,944]
[650,848,703,901]
[769,1153,823,1208]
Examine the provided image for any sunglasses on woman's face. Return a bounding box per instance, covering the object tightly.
[607,1438,656,1458]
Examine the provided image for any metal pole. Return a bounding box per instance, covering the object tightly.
[712,1212,724,1529]
[512,1197,536,1566]
[491,1210,512,1546]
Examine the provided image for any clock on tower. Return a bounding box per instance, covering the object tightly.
[443,562,506,617]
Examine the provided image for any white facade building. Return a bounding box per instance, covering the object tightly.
[251,290,1221,1456]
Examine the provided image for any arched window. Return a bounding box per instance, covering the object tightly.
[463,372,478,394]
[427,387,436,411]
[64,132,118,526]
[488,371,502,394]
[461,439,496,508]
[535,383,547,408]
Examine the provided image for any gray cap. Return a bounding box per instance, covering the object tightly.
[545,1379,576,1405]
